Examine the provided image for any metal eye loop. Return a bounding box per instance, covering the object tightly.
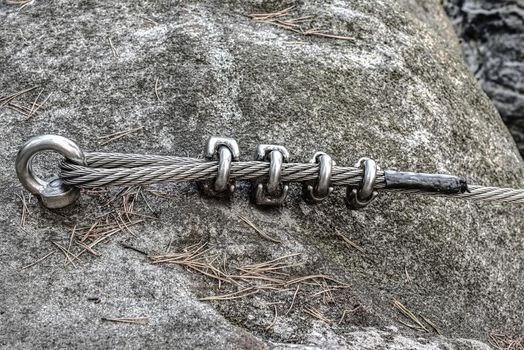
[15,135,85,209]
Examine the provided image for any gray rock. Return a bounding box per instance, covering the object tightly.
[0,0,523,349]
[444,0,524,156]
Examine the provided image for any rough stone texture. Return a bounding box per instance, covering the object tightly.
[1,0,523,349]
[444,0,524,156]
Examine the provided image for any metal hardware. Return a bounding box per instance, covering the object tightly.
[199,136,240,197]
[346,157,378,209]
[303,152,335,203]
[384,170,468,194]
[253,144,289,206]
[15,134,524,208]
[15,135,85,209]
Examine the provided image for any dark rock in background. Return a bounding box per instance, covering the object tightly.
[444,0,524,155]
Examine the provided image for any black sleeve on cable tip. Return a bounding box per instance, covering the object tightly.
[384,170,468,194]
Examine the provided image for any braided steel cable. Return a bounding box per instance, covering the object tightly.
[61,158,386,188]
[85,152,203,168]
[17,135,524,209]
[456,185,524,203]
[387,186,524,203]
[56,152,524,204]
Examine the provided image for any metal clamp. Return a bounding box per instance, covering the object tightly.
[15,135,85,209]
[253,144,289,206]
[346,157,378,209]
[303,152,335,203]
[199,136,240,197]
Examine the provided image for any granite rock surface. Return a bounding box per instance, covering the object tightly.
[0,0,523,349]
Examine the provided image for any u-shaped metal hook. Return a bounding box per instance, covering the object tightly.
[199,136,240,197]
[253,144,289,206]
[346,157,378,209]
[303,152,335,203]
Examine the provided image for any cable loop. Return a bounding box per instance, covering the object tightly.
[346,157,379,209]
[253,144,289,206]
[303,152,335,203]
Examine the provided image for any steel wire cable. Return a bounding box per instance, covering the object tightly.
[55,152,524,204]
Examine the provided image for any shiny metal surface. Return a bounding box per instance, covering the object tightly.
[214,146,233,192]
[346,157,378,209]
[16,134,524,209]
[255,144,289,162]
[304,152,334,203]
[267,151,283,194]
[199,136,238,197]
[254,144,289,206]
[205,136,240,161]
[15,135,84,208]
[254,183,289,206]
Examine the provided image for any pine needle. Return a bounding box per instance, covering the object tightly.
[239,214,281,243]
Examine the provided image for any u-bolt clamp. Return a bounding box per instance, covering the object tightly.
[15,135,85,209]
[346,157,378,209]
[303,152,335,203]
[253,144,289,206]
[199,136,240,197]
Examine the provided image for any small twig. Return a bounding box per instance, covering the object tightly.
[249,5,295,20]
[108,37,119,57]
[305,30,352,41]
[338,306,361,324]
[285,274,348,287]
[335,229,364,253]
[98,126,144,145]
[287,16,313,23]
[28,89,43,117]
[488,332,523,350]
[75,240,100,257]
[121,242,148,255]
[16,191,30,227]
[421,315,441,335]
[405,266,412,283]
[6,0,32,5]
[18,0,34,10]
[250,7,352,42]
[52,241,77,267]
[142,16,159,25]
[26,92,52,119]
[6,102,31,116]
[19,29,28,42]
[154,78,161,102]
[67,227,124,265]
[392,299,428,332]
[21,252,55,270]
[239,214,281,243]
[102,317,148,325]
[0,86,37,107]
[138,188,156,216]
[304,306,331,325]
[266,305,278,330]
[285,284,300,315]
[199,287,259,301]
[65,225,76,264]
